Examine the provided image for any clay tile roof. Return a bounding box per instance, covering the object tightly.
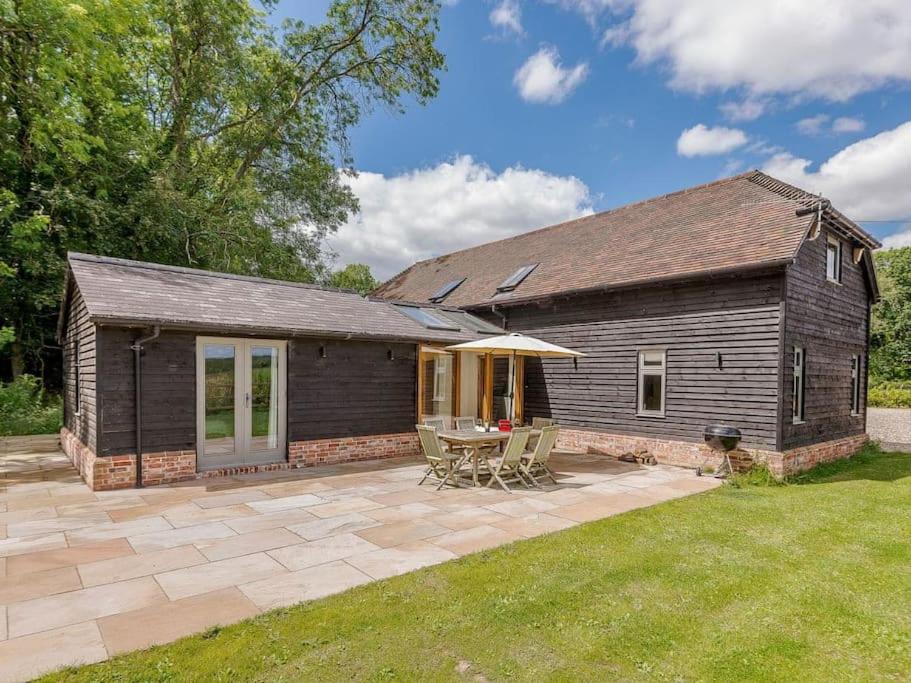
[64,253,501,343]
[373,170,880,308]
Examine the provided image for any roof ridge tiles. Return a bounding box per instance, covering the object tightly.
[66,252,359,296]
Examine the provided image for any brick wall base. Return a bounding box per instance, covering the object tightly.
[60,428,136,491]
[557,428,869,478]
[289,433,420,467]
[60,427,420,489]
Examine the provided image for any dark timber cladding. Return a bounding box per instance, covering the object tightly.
[487,271,785,449]
[96,328,196,456]
[287,339,417,441]
[93,328,420,456]
[781,226,870,449]
[62,286,97,452]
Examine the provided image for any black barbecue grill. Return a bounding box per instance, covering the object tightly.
[700,425,742,478]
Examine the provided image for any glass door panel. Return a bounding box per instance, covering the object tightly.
[246,344,285,463]
[200,343,238,468]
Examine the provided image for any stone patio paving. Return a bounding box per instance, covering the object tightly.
[0,435,720,681]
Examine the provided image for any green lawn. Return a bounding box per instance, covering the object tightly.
[46,446,911,682]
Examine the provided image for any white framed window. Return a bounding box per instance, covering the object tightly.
[851,355,861,416]
[793,346,806,424]
[826,237,842,283]
[432,355,451,402]
[637,349,666,417]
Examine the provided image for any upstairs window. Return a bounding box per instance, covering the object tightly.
[851,355,861,416]
[497,263,538,293]
[793,346,806,424]
[429,278,465,303]
[826,237,842,283]
[637,350,666,417]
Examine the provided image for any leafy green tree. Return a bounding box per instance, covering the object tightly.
[0,0,444,379]
[871,245,911,381]
[327,263,379,295]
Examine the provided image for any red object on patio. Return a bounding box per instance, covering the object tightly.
[498,419,512,432]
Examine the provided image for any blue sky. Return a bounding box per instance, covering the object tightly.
[275,1,911,279]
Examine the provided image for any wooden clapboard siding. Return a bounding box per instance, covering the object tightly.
[780,227,871,449]
[62,286,97,452]
[482,272,786,449]
[95,331,419,455]
[96,328,196,456]
[287,339,417,441]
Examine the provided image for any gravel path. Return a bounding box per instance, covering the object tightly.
[867,408,911,452]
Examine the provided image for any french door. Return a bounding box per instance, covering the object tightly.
[196,337,287,470]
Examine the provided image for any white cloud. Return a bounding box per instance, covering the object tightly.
[602,0,911,101]
[763,120,911,221]
[832,116,866,134]
[882,226,911,250]
[544,0,615,26]
[490,0,524,36]
[514,46,589,104]
[797,114,867,136]
[677,124,748,157]
[796,114,830,136]
[720,99,766,122]
[327,155,593,279]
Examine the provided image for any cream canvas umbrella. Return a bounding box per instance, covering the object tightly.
[445,333,584,421]
[445,333,585,358]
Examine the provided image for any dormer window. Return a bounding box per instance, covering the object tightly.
[826,236,842,283]
[429,277,465,303]
[497,263,538,293]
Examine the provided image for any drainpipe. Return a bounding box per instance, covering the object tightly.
[490,304,507,330]
[130,326,160,488]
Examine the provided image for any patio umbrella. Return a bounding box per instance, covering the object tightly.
[444,333,585,358]
[445,333,584,421]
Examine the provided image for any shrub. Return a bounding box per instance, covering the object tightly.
[728,463,784,488]
[868,380,911,408]
[0,375,62,436]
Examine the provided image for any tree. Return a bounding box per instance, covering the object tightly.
[327,263,379,295]
[871,246,911,381]
[0,0,444,380]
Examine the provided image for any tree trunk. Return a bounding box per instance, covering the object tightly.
[10,342,25,378]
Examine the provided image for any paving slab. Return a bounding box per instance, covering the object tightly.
[268,533,381,571]
[7,576,166,638]
[240,560,373,610]
[98,587,260,654]
[78,545,207,587]
[0,621,108,682]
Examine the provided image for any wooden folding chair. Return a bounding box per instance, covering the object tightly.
[528,417,555,450]
[485,427,531,493]
[422,416,448,431]
[520,425,560,487]
[454,416,477,430]
[416,425,468,490]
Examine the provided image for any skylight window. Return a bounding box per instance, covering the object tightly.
[429,277,465,303]
[496,263,538,292]
[395,305,460,331]
[436,310,504,334]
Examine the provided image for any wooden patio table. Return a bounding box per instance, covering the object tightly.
[437,429,540,487]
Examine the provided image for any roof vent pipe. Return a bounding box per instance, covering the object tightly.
[130,326,160,488]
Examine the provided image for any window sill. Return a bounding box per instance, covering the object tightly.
[636,412,666,419]
[792,419,805,425]
[825,278,842,286]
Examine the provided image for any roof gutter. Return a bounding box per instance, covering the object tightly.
[130,326,160,488]
[92,317,484,346]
